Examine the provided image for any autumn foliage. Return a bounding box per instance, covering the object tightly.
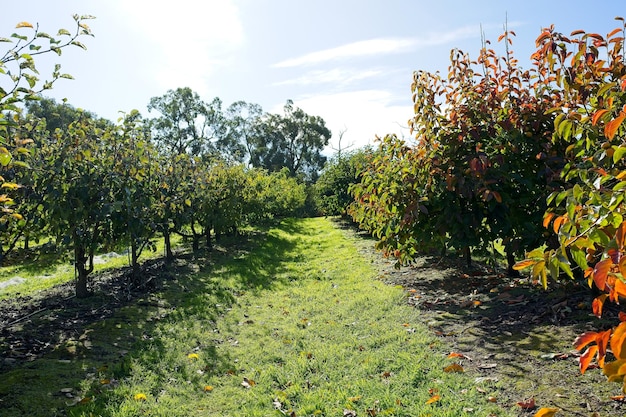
[350,18,626,393]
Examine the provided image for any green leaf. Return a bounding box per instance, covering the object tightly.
[0,152,11,166]
[613,146,626,164]
[59,74,74,80]
[0,37,13,43]
[57,28,71,36]
[70,41,87,50]
[570,246,589,271]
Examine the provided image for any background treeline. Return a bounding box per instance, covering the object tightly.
[0,16,339,298]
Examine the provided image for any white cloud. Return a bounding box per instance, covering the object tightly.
[273,38,416,68]
[286,90,414,154]
[112,0,244,95]
[273,24,487,69]
[274,68,383,87]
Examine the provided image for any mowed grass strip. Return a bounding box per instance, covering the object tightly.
[68,217,505,416]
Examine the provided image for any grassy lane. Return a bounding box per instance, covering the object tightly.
[3,218,509,416]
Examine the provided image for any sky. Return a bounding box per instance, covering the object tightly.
[3,1,624,154]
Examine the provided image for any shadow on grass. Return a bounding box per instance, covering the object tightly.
[0,219,309,417]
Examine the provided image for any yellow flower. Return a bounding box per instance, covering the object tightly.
[187,353,199,360]
[204,385,214,392]
[133,393,147,401]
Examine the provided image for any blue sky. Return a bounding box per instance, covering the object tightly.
[3,1,624,153]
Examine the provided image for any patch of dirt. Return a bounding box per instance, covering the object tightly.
[0,257,173,367]
[345,224,626,416]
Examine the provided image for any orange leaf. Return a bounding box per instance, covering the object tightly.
[443,363,464,373]
[573,331,598,351]
[620,311,626,322]
[533,408,560,417]
[592,109,610,126]
[592,294,609,318]
[611,395,626,401]
[426,394,441,404]
[513,259,536,270]
[593,259,612,291]
[535,31,551,47]
[596,329,612,368]
[553,215,566,234]
[605,112,626,140]
[517,398,536,409]
[580,345,598,374]
[615,278,626,299]
[617,222,626,249]
[612,322,626,359]
[543,212,555,229]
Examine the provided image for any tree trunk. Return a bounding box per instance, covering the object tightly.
[506,251,520,277]
[205,227,212,248]
[131,241,141,285]
[74,245,90,298]
[164,230,173,261]
[463,246,472,268]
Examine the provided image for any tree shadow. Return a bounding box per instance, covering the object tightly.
[0,220,304,416]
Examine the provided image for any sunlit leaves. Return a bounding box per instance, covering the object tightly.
[533,408,560,417]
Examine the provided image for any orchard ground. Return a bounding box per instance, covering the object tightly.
[0,217,623,416]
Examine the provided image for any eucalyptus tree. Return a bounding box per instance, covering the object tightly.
[223,100,263,163]
[249,100,331,182]
[147,87,227,158]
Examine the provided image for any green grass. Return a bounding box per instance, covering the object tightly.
[1,218,510,416]
[0,235,182,299]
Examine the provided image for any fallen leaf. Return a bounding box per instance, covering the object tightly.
[517,397,536,409]
[488,396,497,402]
[343,410,357,417]
[381,371,392,378]
[533,408,559,417]
[241,377,256,388]
[448,352,472,360]
[426,394,441,404]
[203,385,214,392]
[611,395,626,401]
[478,363,497,369]
[444,363,464,373]
[348,396,362,402]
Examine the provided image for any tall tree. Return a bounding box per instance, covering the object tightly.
[223,100,263,163]
[147,87,225,157]
[249,100,331,181]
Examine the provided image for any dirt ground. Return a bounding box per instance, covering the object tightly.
[2,222,626,416]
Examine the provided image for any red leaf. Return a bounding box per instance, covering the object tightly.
[573,331,599,351]
[517,398,536,409]
[593,259,612,291]
[619,311,626,322]
[579,345,598,374]
[592,294,609,318]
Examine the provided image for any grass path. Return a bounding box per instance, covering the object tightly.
[3,218,509,416]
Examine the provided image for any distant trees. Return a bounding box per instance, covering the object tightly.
[249,100,331,182]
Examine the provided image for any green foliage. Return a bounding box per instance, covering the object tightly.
[350,28,562,269]
[315,148,370,216]
[249,100,331,182]
[0,16,93,264]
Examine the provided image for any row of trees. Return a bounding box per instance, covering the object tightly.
[348,19,626,392]
[0,17,332,299]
